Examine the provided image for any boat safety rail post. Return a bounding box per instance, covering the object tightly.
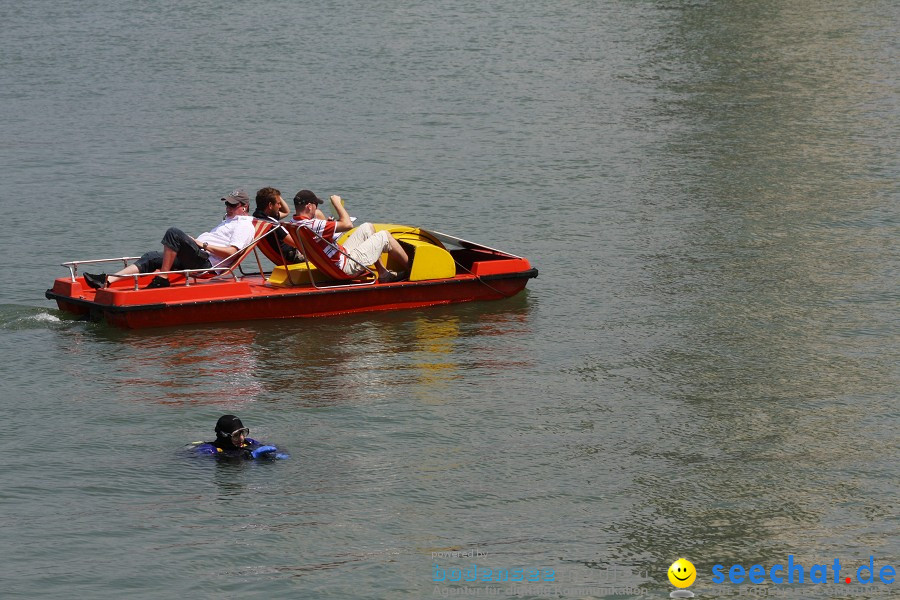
[120,266,232,290]
[62,257,142,282]
[248,244,265,277]
[273,224,289,265]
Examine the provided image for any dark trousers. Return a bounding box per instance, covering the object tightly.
[133,227,212,274]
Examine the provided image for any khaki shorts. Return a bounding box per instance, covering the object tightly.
[340,223,392,275]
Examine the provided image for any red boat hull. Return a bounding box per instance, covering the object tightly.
[46,267,537,329]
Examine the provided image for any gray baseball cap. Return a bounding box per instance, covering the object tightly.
[222,188,250,205]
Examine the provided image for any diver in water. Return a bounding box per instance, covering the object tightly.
[190,414,287,459]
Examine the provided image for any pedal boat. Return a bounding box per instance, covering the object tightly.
[45,221,538,329]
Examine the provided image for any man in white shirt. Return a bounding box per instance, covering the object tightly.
[83,189,257,290]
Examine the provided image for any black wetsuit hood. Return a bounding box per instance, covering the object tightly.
[213,414,245,450]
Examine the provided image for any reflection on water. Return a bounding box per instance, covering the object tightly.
[248,297,535,408]
[410,316,460,405]
[593,2,900,587]
[57,324,263,406]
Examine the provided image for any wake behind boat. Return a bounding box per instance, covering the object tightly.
[45,221,538,329]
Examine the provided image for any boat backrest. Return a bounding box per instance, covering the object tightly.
[283,222,355,281]
[194,219,276,280]
[252,218,294,266]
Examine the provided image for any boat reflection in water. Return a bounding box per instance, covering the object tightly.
[409,316,461,404]
[50,288,533,414]
[58,324,264,406]
[245,295,535,408]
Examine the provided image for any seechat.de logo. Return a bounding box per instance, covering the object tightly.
[711,556,896,585]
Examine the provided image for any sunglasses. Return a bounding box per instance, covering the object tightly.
[229,427,250,441]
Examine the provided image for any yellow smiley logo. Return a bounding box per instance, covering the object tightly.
[668,558,696,588]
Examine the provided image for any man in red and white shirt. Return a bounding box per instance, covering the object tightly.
[289,190,409,282]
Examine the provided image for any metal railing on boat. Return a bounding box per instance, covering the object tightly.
[58,219,277,291]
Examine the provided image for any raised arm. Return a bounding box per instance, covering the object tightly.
[330,195,354,232]
[275,195,291,219]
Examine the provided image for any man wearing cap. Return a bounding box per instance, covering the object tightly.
[83,188,256,289]
[289,189,409,282]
